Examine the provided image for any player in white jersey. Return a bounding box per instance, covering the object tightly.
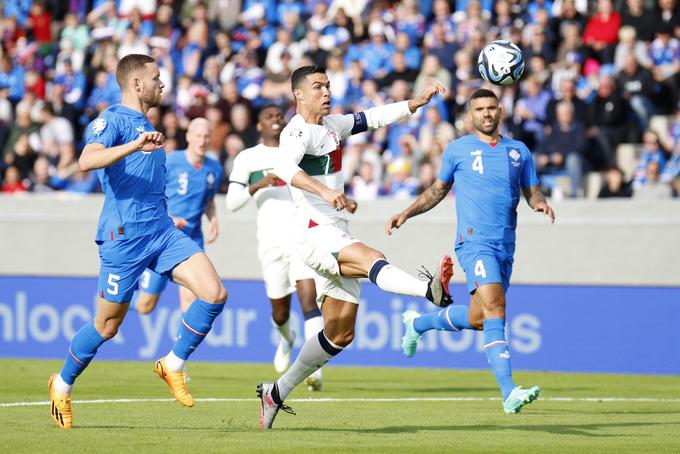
[257,65,453,429]
[226,105,324,390]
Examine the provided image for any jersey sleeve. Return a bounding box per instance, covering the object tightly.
[330,114,358,140]
[437,143,458,184]
[273,125,309,183]
[84,114,118,148]
[520,145,540,189]
[228,152,250,186]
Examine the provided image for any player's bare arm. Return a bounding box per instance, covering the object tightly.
[386,180,452,235]
[289,169,350,211]
[407,83,447,113]
[204,198,219,244]
[523,185,556,224]
[248,173,280,195]
[79,131,164,171]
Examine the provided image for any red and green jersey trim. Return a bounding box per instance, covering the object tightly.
[299,145,342,176]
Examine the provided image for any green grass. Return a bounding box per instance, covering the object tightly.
[1,360,680,453]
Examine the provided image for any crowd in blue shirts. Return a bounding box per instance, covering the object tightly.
[0,0,679,199]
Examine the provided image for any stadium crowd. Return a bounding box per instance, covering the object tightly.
[0,0,679,199]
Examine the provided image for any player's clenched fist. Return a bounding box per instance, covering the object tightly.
[322,188,349,211]
[385,212,408,235]
[133,131,165,152]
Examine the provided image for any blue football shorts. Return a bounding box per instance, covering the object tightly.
[136,231,204,296]
[97,225,202,303]
[454,241,515,294]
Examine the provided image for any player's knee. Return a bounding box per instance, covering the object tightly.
[327,328,354,347]
[271,307,290,325]
[98,320,122,340]
[136,301,154,315]
[202,281,227,303]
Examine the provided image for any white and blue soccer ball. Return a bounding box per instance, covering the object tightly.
[477,40,525,86]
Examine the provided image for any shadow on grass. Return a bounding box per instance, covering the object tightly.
[297,421,675,437]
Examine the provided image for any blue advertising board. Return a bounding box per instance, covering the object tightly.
[0,276,678,375]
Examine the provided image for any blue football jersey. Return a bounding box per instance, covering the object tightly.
[84,104,173,242]
[438,135,539,244]
[165,150,223,240]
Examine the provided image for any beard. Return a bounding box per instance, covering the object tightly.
[143,90,162,108]
[475,116,500,135]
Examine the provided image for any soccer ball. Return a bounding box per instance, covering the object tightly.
[477,40,525,86]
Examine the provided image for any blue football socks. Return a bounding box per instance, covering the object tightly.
[413,305,472,334]
[172,299,225,360]
[59,321,106,385]
[483,318,516,400]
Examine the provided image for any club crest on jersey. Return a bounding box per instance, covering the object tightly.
[92,118,107,134]
[509,149,520,161]
[289,128,303,138]
[136,126,145,133]
[207,172,215,186]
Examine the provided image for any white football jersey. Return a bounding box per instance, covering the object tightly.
[277,113,356,225]
[228,144,296,246]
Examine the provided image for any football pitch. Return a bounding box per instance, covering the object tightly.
[1,360,679,453]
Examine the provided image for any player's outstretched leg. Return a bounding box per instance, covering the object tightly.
[401,304,473,357]
[339,243,454,307]
[155,252,227,407]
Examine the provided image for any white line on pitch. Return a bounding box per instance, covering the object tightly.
[3,396,680,408]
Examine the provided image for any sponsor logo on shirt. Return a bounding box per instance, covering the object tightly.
[289,128,303,138]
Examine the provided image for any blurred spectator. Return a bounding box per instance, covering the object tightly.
[160,111,188,150]
[550,0,587,36]
[384,157,419,198]
[419,106,456,155]
[633,160,673,199]
[633,130,668,188]
[617,53,656,131]
[29,156,55,193]
[378,53,419,90]
[40,104,75,161]
[53,59,87,111]
[266,28,303,75]
[351,161,381,201]
[538,102,586,197]
[27,2,53,45]
[513,76,552,149]
[208,0,242,31]
[614,26,651,72]
[654,0,680,32]
[582,0,621,64]
[586,75,631,169]
[1,165,27,193]
[648,23,680,113]
[3,107,39,160]
[598,166,633,198]
[620,0,655,42]
[491,0,518,41]
[456,0,490,46]
[546,77,587,126]
[326,53,349,105]
[416,161,436,195]
[303,30,329,68]
[230,104,258,148]
[414,55,452,100]
[424,23,459,73]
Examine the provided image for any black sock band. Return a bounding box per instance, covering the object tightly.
[303,308,322,320]
[368,259,389,285]
[317,330,343,356]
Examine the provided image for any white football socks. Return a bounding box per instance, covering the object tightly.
[273,318,295,344]
[164,350,185,372]
[373,259,428,297]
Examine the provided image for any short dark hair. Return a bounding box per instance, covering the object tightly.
[291,65,326,93]
[258,104,283,120]
[469,88,499,103]
[116,54,156,88]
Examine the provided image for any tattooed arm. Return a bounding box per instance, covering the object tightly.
[385,180,452,235]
